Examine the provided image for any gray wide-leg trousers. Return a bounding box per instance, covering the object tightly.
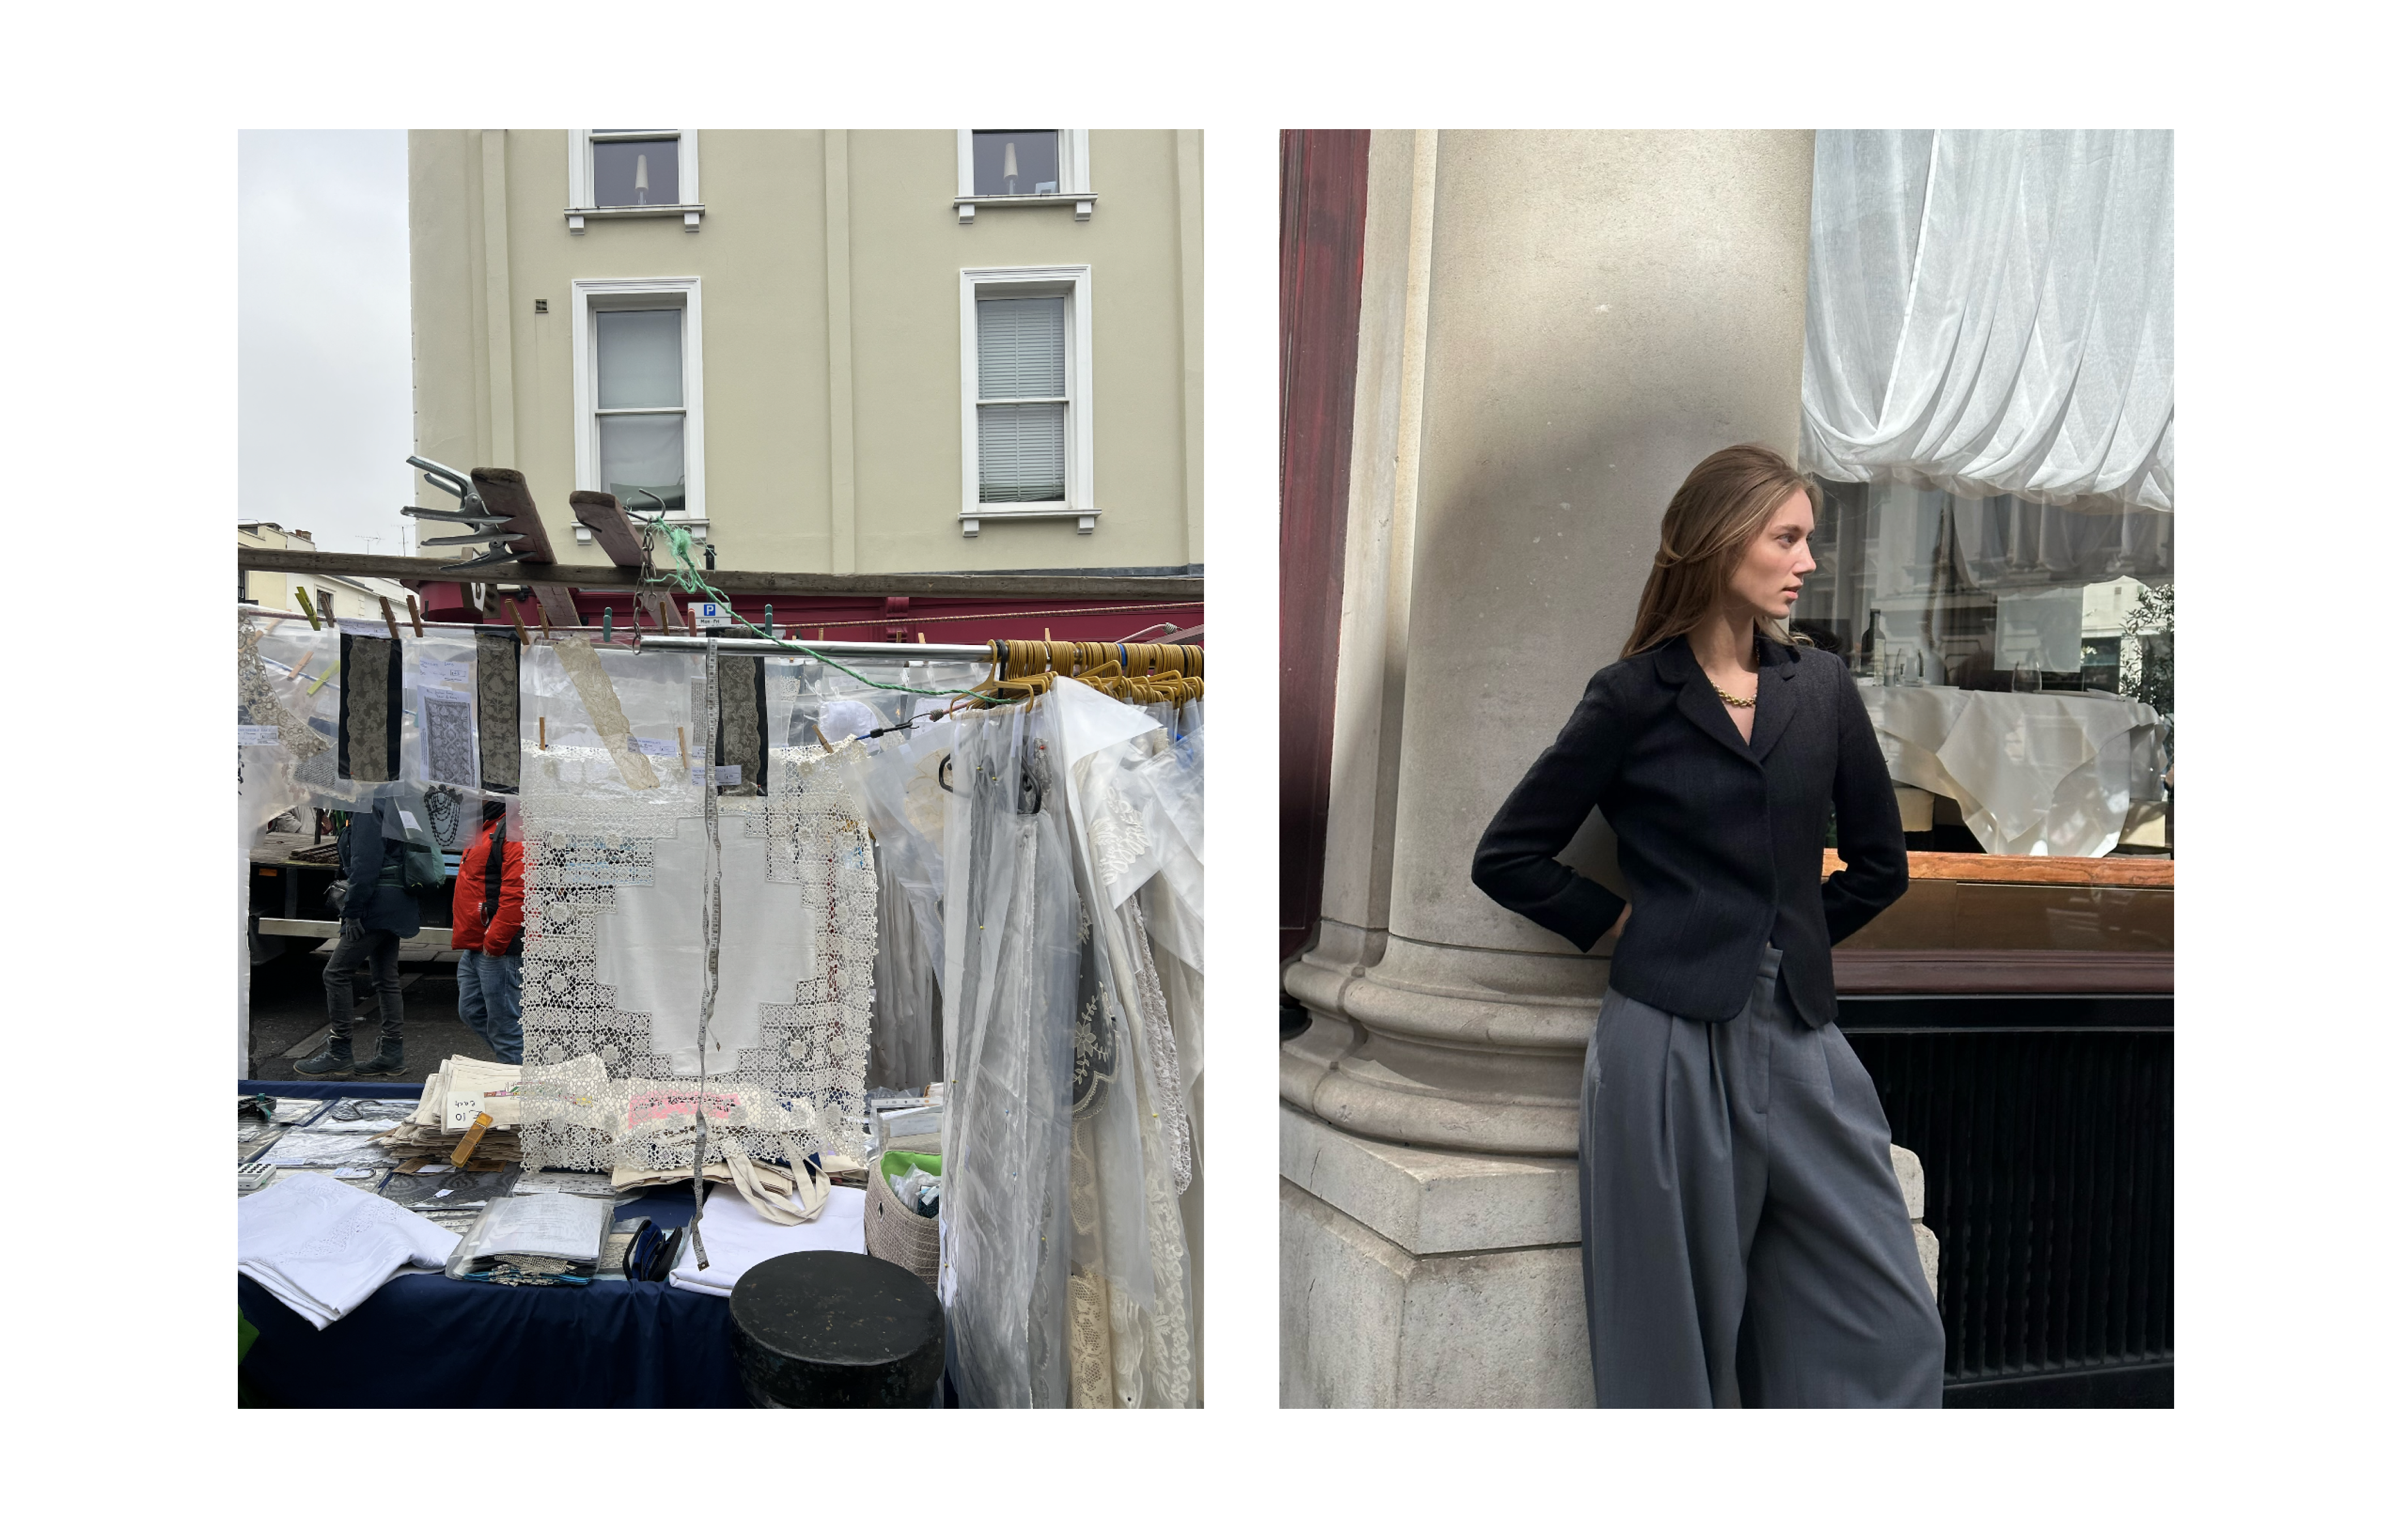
[1579,946,1944,1407]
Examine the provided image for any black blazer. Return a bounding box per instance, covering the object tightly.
[1470,634,1907,1025]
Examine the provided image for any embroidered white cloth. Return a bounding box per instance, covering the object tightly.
[668,1182,866,1297]
[238,1174,459,1328]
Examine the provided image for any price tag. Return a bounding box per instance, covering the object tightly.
[335,618,388,636]
[630,736,679,757]
[398,809,422,831]
[238,724,279,746]
[421,686,472,707]
[419,660,472,686]
[444,1093,483,1131]
[691,764,742,785]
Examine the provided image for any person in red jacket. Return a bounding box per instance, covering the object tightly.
[452,800,524,1065]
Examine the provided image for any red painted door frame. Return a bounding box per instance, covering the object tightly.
[1279,130,1371,972]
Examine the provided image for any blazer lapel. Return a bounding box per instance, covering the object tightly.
[1655,642,1757,764]
[1748,639,1803,763]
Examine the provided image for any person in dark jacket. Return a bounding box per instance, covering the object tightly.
[1471,444,1941,1408]
[300,788,424,1076]
[451,800,524,1065]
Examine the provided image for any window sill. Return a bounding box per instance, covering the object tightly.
[959,508,1100,537]
[577,514,704,542]
[565,204,706,233]
[954,193,1095,224]
[1823,849,2174,888]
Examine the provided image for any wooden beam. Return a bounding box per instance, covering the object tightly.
[532,583,582,629]
[240,545,1204,603]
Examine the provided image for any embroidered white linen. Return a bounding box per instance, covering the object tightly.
[238,1174,459,1328]
[668,1182,866,1297]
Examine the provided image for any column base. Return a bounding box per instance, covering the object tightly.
[1279,1103,1592,1407]
[1279,1103,1940,1407]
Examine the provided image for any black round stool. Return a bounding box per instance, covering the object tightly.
[727,1251,946,1408]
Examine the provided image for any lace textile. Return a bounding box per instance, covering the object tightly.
[239,620,331,762]
[476,630,520,792]
[338,632,401,783]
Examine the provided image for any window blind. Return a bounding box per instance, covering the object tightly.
[977,296,1067,503]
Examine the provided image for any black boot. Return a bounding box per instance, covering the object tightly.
[358,1025,405,1076]
[297,1027,355,1076]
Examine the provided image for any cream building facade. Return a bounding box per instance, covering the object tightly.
[406,130,1203,576]
[238,522,417,620]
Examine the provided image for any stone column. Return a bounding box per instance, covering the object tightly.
[1282,130,1818,1406]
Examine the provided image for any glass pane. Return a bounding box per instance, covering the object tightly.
[977,402,1065,503]
[599,413,685,512]
[1794,476,2174,857]
[597,310,682,409]
[972,130,1061,197]
[592,137,680,207]
[976,296,1065,400]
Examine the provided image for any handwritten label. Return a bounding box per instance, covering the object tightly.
[421,686,472,707]
[443,1093,483,1130]
[691,764,742,785]
[335,618,389,636]
[238,724,279,746]
[627,1090,742,1126]
[419,660,472,686]
[629,736,680,757]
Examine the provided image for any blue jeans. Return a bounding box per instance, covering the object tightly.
[456,951,524,1065]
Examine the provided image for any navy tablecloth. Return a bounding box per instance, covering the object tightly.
[238,1080,746,1408]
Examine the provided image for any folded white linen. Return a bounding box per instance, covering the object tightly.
[668,1183,865,1297]
[238,1173,459,1329]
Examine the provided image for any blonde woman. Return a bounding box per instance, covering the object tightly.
[1472,444,1944,1408]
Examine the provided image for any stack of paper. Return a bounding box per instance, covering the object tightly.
[240,1173,458,1328]
[378,1058,524,1163]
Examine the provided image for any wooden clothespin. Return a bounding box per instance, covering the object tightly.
[813,720,836,754]
[538,716,547,751]
[405,595,425,637]
[378,596,403,643]
[680,601,697,636]
[537,601,552,639]
[508,598,532,646]
[817,626,826,641]
[916,631,925,644]
[677,725,689,775]
[294,587,321,630]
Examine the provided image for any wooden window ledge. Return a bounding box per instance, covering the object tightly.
[1825,850,2172,888]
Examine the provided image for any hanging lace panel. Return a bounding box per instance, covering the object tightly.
[513,640,878,1177]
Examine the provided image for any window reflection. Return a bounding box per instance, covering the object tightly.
[972,131,1061,196]
[1797,477,2173,857]
[594,137,679,207]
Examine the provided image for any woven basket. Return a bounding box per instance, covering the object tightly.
[864,1151,941,1290]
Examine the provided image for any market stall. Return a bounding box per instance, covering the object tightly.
[238,593,1205,1408]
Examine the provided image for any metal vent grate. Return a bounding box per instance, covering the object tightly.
[1846,1026,2173,1384]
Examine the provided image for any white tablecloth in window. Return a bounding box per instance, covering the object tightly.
[1856,682,2167,857]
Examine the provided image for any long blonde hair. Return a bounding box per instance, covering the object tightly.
[1620,444,1821,660]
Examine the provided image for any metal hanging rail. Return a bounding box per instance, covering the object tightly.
[238,604,992,660]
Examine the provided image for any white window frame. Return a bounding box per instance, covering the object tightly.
[566,130,703,232]
[954,129,1093,223]
[572,277,707,538]
[960,265,1095,537]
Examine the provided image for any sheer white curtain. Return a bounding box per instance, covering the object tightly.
[1801,130,2174,514]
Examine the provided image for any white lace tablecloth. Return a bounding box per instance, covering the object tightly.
[1856,682,2167,857]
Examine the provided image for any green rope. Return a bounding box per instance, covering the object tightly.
[638,519,1010,706]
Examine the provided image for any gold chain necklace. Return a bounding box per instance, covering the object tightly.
[1712,682,1758,709]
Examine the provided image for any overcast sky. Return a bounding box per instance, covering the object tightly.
[239,130,415,555]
